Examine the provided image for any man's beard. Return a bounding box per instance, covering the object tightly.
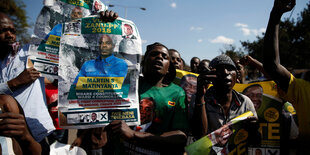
[0,42,18,59]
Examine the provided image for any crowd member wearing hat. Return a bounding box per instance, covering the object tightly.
[105,42,188,154]
[192,54,257,153]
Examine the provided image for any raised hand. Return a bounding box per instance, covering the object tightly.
[100,10,119,22]
[239,55,252,66]
[196,69,216,97]
[273,0,296,14]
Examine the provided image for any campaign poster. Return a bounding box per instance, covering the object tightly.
[29,0,108,82]
[58,16,142,128]
[34,0,107,39]
[174,69,199,102]
[230,81,297,155]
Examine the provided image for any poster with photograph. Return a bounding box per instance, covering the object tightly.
[29,0,108,82]
[174,69,199,121]
[34,0,107,39]
[231,81,297,155]
[185,111,254,155]
[58,16,142,128]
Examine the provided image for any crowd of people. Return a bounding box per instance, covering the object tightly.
[0,0,309,154]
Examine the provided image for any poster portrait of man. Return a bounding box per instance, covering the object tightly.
[73,34,128,84]
[180,74,197,103]
[242,84,263,110]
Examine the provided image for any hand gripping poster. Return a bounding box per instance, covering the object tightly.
[185,81,297,155]
[29,0,108,82]
[230,81,298,155]
[58,15,142,128]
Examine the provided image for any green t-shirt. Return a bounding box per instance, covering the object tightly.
[109,81,189,154]
[139,82,189,134]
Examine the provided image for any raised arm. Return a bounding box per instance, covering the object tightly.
[191,70,214,139]
[239,55,271,80]
[263,0,295,92]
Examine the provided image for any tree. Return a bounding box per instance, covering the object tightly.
[240,35,264,63]
[240,2,310,69]
[220,44,244,61]
[0,0,31,44]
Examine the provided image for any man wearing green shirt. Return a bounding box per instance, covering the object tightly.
[106,42,188,154]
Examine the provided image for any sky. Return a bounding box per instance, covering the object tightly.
[24,0,309,65]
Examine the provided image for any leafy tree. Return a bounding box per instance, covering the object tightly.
[0,0,31,44]
[240,2,310,69]
[240,35,264,63]
[220,44,244,61]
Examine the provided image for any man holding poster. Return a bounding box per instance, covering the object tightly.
[105,42,188,154]
[192,54,257,154]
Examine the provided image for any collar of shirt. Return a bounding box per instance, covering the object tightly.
[205,87,242,109]
[95,54,115,63]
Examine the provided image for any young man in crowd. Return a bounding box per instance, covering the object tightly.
[106,42,188,154]
[263,0,310,153]
[190,57,200,73]
[169,49,184,70]
[193,54,257,154]
[197,59,211,74]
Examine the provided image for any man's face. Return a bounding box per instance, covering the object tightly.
[124,24,133,36]
[198,61,210,74]
[255,149,262,155]
[71,7,83,20]
[191,58,200,73]
[236,62,245,83]
[91,113,97,121]
[0,15,16,48]
[244,86,263,110]
[170,51,183,70]
[213,64,237,91]
[99,35,114,58]
[143,46,170,76]
[182,76,197,102]
[140,99,155,124]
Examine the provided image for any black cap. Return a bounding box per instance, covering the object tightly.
[209,54,236,70]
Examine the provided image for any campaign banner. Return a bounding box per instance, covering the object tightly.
[174,69,199,120]
[58,16,142,128]
[174,69,199,100]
